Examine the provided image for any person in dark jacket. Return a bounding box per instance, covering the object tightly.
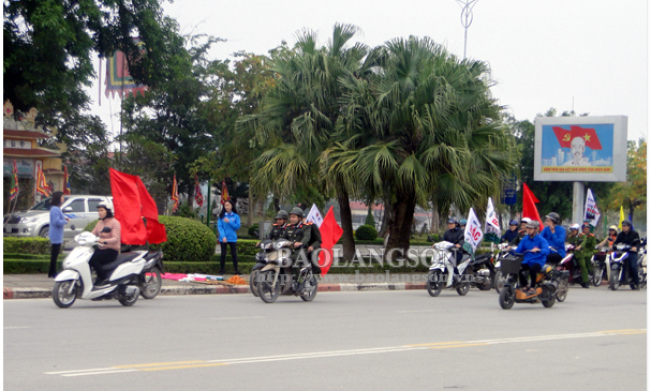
[301,215,322,273]
[501,220,519,245]
[437,217,464,265]
[282,207,312,278]
[613,220,641,289]
[48,192,69,278]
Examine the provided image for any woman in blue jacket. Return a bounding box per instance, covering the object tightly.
[541,212,566,265]
[217,200,241,275]
[48,192,69,277]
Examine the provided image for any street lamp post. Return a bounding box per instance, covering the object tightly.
[456,0,479,59]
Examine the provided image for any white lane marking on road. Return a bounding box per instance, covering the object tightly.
[396,310,438,313]
[210,316,266,320]
[46,329,645,377]
[4,326,33,329]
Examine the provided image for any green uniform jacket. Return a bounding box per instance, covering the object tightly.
[282,222,312,248]
[576,233,596,259]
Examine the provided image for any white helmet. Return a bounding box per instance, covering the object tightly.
[570,223,580,231]
[97,200,113,212]
[521,217,532,224]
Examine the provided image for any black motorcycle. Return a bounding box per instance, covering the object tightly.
[471,252,496,291]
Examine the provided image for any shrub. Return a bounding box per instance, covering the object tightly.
[235,240,259,257]
[85,219,99,232]
[3,237,50,254]
[156,216,216,262]
[355,225,378,241]
[248,224,259,238]
[364,210,376,227]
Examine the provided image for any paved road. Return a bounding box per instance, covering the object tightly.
[4,288,646,391]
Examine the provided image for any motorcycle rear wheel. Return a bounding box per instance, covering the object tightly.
[300,275,318,302]
[499,286,515,310]
[258,271,280,303]
[556,279,568,302]
[139,266,162,299]
[119,287,139,307]
[638,267,646,289]
[426,271,443,297]
[52,281,77,308]
[609,270,620,291]
[250,270,260,297]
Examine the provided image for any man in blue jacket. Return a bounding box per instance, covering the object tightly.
[541,212,566,265]
[515,220,550,295]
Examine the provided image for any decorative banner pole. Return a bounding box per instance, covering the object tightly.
[455,0,479,59]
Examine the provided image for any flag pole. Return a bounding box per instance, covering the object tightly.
[206,179,211,229]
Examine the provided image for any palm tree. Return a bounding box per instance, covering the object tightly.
[336,36,518,259]
[240,24,378,260]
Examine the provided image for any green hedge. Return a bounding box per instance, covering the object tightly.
[3,259,63,274]
[3,237,51,254]
[3,253,65,260]
[355,225,378,241]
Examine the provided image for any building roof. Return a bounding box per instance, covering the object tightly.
[43,168,64,175]
[3,130,49,139]
[3,148,60,158]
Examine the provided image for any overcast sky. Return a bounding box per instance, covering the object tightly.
[88,0,648,142]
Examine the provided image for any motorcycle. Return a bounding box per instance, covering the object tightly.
[557,244,582,285]
[609,243,645,290]
[250,240,275,297]
[498,252,569,310]
[471,252,496,291]
[426,241,473,297]
[492,243,513,294]
[52,231,145,308]
[638,238,647,289]
[254,240,319,303]
[591,247,609,287]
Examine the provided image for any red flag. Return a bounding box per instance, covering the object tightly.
[220,181,229,205]
[171,174,179,212]
[317,207,343,276]
[552,125,602,150]
[194,174,203,207]
[522,183,543,228]
[109,168,167,245]
[36,165,50,197]
[63,165,71,195]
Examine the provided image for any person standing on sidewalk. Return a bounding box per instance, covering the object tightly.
[48,191,69,278]
[218,200,241,275]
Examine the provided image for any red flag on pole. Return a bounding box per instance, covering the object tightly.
[317,207,343,276]
[10,160,19,201]
[194,174,203,207]
[552,125,603,150]
[63,165,71,195]
[36,165,50,197]
[522,183,543,228]
[109,168,167,245]
[171,174,179,213]
[220,181,229,205]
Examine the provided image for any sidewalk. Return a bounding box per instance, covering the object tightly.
[3,273,429,299]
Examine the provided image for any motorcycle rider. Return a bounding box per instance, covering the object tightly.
[435,218,465,265]
[575,222,596,288]
[301,215,322,274]
[459,219,467,231]
[597,225,619,249]
[89,201,122,286]
[501,220,520,245]
[541,212,566,265]
[514,220,550,295]
[257,210,289,245]
[515,218,531,245]
[282,207,312,279]
[612,220,641,290]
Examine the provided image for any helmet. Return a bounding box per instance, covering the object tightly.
[608,225,618,232]
[521,217,532,224]
[582,222,591,230]
[275,210,289,220]
[545,212,561,225]
[289,207,304,218]
[621,219,632,227]
[570,224,580,231]
[459,219,467,225]
[525,220,540,229]
[509,220,518,226]
[97,200,113,212]
[446,217,457,224]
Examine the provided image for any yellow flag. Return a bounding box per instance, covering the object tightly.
[618,206,625,229]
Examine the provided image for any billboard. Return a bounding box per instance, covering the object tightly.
[534,116,627,182]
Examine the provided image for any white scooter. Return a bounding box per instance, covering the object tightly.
[52,231,146,308]
[426,241,473,297]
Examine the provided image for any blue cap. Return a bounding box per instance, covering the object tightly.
[509,220,518,226]
[459,219,467,225]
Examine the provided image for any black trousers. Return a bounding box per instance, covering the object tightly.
[625,252,640,286]
[88,249,119,280]
[49,243,62,277]
[547,253,563,265]
[519,263,542,288]
[220,242,239,273]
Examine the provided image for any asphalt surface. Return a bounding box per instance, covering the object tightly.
[3,287,647,391]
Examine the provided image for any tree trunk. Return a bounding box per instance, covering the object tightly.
[337,187,356,262]
[385,192,416,262]
[430,199,440,234]
[378,197,392,238]
[247,185,253,226]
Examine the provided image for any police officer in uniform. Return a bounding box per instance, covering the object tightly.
[282,207,312,277]
[267,210,289,241]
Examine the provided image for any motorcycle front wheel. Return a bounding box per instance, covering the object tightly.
[258,271,280,303]
[542,295,556,308]
[426,271,443,297]
[493,271,506,294]
[556,279,568,302]
[139,266,162,299]
[300,275,318,302]
[609,269,620,290]
[592,266,604,287]
[499,286,515,310]
[52,280,77,308]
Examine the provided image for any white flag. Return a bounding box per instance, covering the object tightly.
[464,208,484,253]
[305,204,324,228]
[584,189,600,227]
[485,197,501,237]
